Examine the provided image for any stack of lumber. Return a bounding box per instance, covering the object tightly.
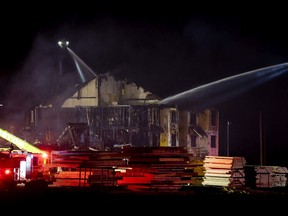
[117,147,202,192]
[245,165,288,188]
[46,147,212,192]
[202,156,246,188]
[183,159,205,187]
[49,150,127,167]
[47,150,129,187]
[53,171,88,187]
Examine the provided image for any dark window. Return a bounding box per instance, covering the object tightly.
[211,135,216,148]
[171,134,177,146]
[171,110,177,123]
[210,110,217,126]
[190,113,197,125]
[191,135,196,147]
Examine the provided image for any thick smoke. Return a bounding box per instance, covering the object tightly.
[1,13,288,166]
[1,15,284,123]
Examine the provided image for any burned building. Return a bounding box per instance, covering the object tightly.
[26,72,219,158]
[29,73,159,149]
[21,42,219,157]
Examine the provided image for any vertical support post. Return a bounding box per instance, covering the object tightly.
[227,120,231,157]
[259,111,263,166]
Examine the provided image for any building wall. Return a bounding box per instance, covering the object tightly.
[177,109,219,158]
[160,108,169,146]
[61,74,158,108]
[160,108,179,147]
[179,111,188,148]
[62,79,99,107]
[98,74,158,106]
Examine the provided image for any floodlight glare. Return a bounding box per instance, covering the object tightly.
[58,40,69,48]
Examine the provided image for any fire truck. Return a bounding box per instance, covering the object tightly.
[0,128,51,190]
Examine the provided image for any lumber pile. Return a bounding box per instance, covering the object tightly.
[52,171,87,187]
[48,150,129,187]
[40,148,288,192]
[47,147,207,192]
[117,147,203,192]
[245,165,288,188]
[202,156,246,188]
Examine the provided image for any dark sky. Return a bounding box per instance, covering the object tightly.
[1,2,288,166]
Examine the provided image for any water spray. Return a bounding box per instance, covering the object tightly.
[57,40,97,83]
[159,62,288,110]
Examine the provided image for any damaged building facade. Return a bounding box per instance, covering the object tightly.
[27,72,219,158]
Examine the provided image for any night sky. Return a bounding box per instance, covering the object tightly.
[1,2,288,166]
